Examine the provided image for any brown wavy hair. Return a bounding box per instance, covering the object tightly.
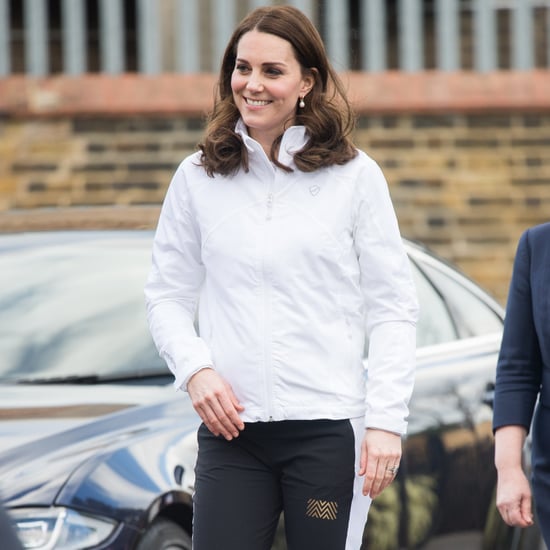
[198,5,357,177]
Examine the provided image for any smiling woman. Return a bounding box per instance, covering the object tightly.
[144,5,419,550]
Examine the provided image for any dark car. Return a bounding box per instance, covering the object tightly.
[0,230,543,549]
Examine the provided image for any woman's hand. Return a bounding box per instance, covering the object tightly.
[494,425,533,528]
[496,465,534,527]
[187,368,245,440]
[359,428,401,498]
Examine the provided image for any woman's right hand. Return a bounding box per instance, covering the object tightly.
[186,368,245,440]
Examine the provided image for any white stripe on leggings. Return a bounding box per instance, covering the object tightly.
[345,417,373,550]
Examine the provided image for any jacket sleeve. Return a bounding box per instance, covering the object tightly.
[353,156,419,435]
[144,163,214,391]
[493,229,542,433]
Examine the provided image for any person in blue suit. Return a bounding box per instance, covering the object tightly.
[493,221,550,546]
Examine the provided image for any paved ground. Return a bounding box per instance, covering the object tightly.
[423,531,548,550]
[423,532,482,549]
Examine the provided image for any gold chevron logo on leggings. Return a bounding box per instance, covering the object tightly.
[306,498,338,520]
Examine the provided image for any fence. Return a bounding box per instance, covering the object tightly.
[0,0,549,77]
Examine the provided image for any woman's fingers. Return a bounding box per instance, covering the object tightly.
[360,428,401,498]
[187,368,245,440]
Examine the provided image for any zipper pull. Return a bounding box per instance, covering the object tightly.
[266,193,274,220]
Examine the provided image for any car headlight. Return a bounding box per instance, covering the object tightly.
[10,507,117,549]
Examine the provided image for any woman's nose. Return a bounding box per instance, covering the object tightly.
[246,74,264,92]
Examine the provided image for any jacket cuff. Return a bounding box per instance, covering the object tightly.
[365,414,408,435]
[174,364,214,392]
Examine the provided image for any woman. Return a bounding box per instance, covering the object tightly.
[145,6,418,549]
[493,222,550,546]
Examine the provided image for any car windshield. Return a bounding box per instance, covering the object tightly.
[1,232,504,384]
[0,232,166,383]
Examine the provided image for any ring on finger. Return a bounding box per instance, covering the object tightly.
[386,465,399,475]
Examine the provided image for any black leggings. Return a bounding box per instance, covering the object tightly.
[192,418,371,550]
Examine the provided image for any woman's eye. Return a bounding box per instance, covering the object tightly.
[235,64,250,73]
[265,68,282,76]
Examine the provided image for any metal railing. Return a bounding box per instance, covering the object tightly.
[0,0,549,77]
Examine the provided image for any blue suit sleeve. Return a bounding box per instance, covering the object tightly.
[493,229,543,433]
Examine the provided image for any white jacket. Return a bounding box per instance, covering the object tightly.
[145,121,419,434]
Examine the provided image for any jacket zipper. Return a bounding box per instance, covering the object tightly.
[266,192,274,220]
[263,190,275,421]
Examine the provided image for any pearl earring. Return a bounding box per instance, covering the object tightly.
[299,97,305,108]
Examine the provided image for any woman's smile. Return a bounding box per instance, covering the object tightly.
[244,97,272,107]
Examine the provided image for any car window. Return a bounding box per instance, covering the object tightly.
[0,237,165,382]
[409,261,458,348]
[418,261,503,339]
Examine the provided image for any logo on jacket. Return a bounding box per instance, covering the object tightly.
[309,185,320,196]
[306,498,338,520]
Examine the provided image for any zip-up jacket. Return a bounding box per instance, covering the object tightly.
[145,121,419,434]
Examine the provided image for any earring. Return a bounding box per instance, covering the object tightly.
[299,96,305,108]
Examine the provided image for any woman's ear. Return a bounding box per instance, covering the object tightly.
[301,68,317,98]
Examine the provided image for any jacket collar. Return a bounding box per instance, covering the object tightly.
[235,119,308,167]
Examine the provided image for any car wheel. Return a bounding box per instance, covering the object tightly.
[136,518,192,550]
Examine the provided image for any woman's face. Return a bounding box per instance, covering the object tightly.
[231,30,313,152]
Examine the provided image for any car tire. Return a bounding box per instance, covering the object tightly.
[136,518,192,550]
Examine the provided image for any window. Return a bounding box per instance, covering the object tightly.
[410,261,457,348]
[419,261,503,339]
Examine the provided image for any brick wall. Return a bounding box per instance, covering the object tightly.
[0,117,201,209]
[356,112,550,301]
[1,72,550,304]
